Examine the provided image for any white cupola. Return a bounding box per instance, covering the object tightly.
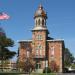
[32,4,48,31]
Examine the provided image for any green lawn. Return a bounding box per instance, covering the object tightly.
[31,73,55,75]
[0,73,18,75]
[0,73,55,75]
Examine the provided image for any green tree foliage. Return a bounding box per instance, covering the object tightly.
[64,48,75,67]
[43,67,51,73]
[71,64,75,69]
[0,35,16,60]
[0,36,14,47]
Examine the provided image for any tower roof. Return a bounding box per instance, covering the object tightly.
[34,4,47,19]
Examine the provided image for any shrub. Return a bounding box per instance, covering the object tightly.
[49,61,59,72]
[71,64,75,69]
[43,67,51,73]
[63,68,69,73]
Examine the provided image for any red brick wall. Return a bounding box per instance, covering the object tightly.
[47,41,64,72]
[18,42,32,62]
[32,30,47,57]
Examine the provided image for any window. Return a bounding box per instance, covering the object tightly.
[50,46,55,60]
[36,45,42,50]
[36,20,37,26]
[36,49,39,55]
[37,45,42,50]
[40,49,42,55]
[38,19,40,25]
[36,45,42,56]
[51,46,54,56]
[36,63,41,69]
[38,45,42,49]
[36,35,42,40]
[42,19,44,25]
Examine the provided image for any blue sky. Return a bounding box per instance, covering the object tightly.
[0,0,75,60]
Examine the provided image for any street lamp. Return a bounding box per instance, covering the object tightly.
[27,49,30,75]
[45,58,48,75]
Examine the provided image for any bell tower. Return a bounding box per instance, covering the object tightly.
[32,4,48,69]
[34,4,47,30]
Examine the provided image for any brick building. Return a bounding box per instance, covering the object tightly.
[18,4,65,72]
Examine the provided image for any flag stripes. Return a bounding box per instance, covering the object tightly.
[0,12,10,20]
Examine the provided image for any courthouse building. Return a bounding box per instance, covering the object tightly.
[18,4,65,72]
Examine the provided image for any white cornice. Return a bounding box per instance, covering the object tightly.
[18,40,32,43]
[47,39,64,42]
[32,27,47,31]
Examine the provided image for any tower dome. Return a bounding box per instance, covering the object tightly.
[34,4,47,19]
[0,27,6,36]
[32,4,48,31]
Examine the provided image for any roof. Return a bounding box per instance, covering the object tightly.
[18,39,64,43]
[32,26,48,31]
[34,4,47,19]
[47,39,64,42]
[18,40,32,43]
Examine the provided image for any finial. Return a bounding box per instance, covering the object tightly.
[38,4,43,9]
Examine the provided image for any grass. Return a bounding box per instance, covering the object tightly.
[0,72,56,75]
[31,73,56,75]
[31,73,55,75]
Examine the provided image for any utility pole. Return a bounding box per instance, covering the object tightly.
[45,58,48,75]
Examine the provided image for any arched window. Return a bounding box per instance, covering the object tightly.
[38,19,40,25]
[36,20,37,26]
[51,46,55,56]
[50,46,55,61]
[42,19,44,25]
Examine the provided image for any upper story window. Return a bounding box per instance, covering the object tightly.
[36,20,37,26]
[36,35,42,40]
[38,45,42,49]
[36,45,43,56]
[36,45,42,50]
[36,49,39,55]
[50,46,55,56]
[38,19,40,25]
[42,19,44,25]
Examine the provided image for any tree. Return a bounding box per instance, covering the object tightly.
[64,48,75,67]
[18,53,35,72]
[17,61,26,72]
[0,28,16,71]
[0,35,16,60]
[71,64,75,69]
[49,60,59,72]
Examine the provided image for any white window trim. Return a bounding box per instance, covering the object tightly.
[51,46,55,56]
[36,35,42,40]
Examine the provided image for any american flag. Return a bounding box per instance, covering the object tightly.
[0,12,10,20]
